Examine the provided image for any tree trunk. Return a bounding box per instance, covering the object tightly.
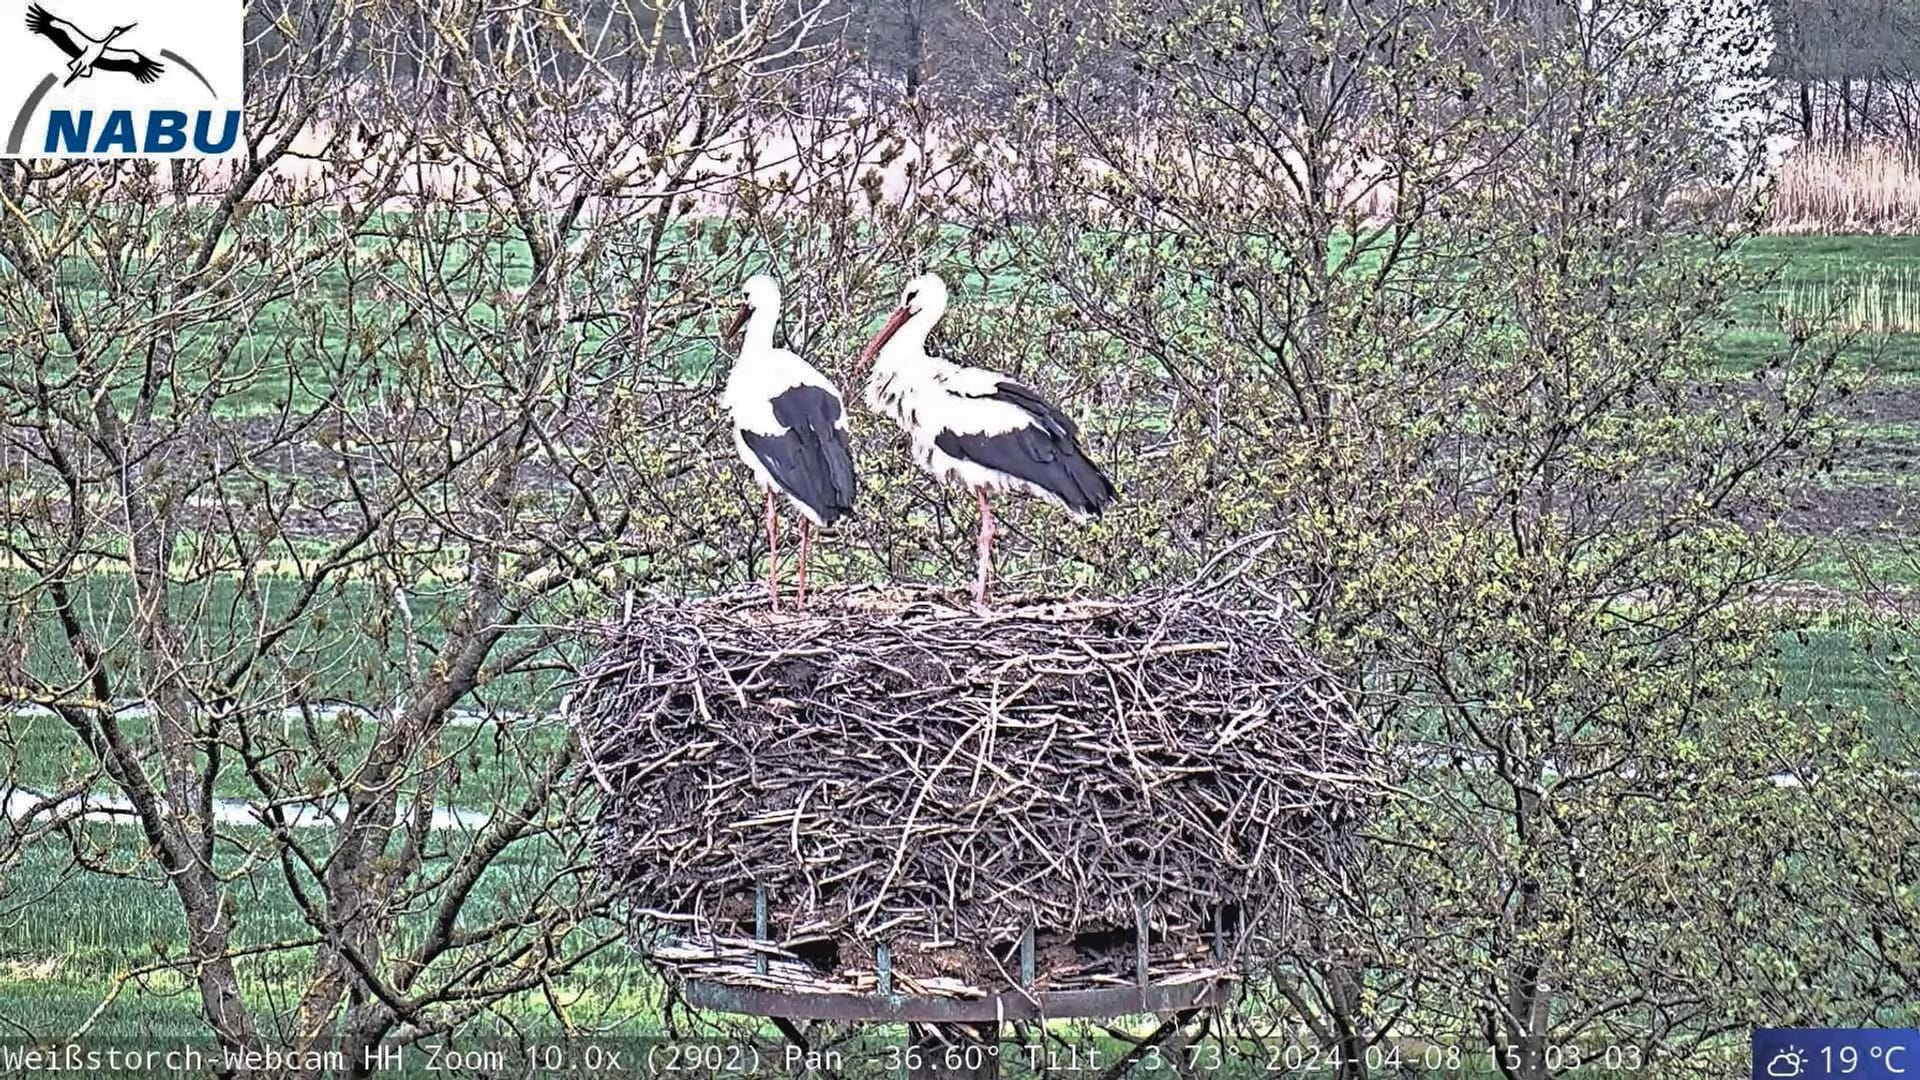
[1330,964,1370,1080]
[1841,77,1854,147]
[904,2,926,101]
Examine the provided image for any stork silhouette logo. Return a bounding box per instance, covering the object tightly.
[2,1,242,157]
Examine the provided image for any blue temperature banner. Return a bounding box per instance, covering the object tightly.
[1754,1030,1920,1080]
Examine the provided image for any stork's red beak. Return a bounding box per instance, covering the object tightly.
[857,306,912,374]
[722,303,751,343]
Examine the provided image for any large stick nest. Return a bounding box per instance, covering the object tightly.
[568,586,1374,994]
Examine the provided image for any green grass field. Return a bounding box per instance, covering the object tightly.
[3,231,1918,1073]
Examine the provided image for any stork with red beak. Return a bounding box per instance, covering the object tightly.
[723,275,857,609]
[857,273,1114,605]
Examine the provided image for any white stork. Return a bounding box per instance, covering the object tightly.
[26,6,163,87]
[856,272,1114,605]
[722,275,857,610]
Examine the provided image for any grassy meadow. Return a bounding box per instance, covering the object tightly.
[1,226,1918,1073]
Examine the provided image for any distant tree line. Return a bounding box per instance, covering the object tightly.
[1773,0,1920,146]
[243,0,1920,149]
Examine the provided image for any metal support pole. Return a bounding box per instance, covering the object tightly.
[754,886,768,976]
[1135,901,1150,989]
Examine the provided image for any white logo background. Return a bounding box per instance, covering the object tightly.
[0,0,243,157]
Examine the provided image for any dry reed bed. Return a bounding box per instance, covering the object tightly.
[1773,143,1920,234]
[567,586,1375,991]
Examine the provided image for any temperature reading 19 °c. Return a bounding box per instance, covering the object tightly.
[1821,1045,1908,1075]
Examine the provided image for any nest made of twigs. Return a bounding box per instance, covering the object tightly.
[567,585,1374,992]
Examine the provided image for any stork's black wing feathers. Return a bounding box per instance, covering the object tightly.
[741,386,857,525]
[26,5,84,59]
[96,50,164,83]
[936,378,1115,518]
[935,426,1115,518]
[982,379,1083,442]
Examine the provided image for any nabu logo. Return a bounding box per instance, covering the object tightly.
[2,1,242,158]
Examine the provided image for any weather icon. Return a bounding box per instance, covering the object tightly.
[1765,1047,1805,1078]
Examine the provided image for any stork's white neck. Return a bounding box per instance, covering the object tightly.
[879,303,943,367]
[741,304,779,356]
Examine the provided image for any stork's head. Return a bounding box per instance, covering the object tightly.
[105,22,137,41]
[857,272,948,375]
[896,272,948,318]
[724,273,780,343]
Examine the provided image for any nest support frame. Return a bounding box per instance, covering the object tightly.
[672,889,1231,1080]
[669,886,1237,1023]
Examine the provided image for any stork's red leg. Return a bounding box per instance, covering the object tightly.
[765,488,780,611]
[973,488,995,606]
[798,518,812,609]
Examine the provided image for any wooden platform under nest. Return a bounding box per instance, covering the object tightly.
[566,584,1376,988]
[649,933,1233,1000]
